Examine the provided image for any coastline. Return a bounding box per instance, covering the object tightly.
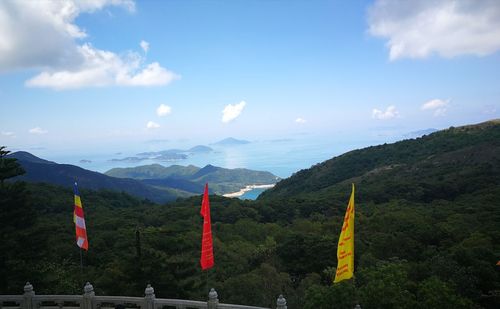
[223,184,275,198]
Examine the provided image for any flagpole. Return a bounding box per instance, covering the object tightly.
[205,270,209,294]
[80,247,84,283]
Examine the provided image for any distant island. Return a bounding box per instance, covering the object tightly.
[79,159,92,163]
[110,145,213,163]
[136,145,213,157]
[109,156,147,163]
[211,137,251,146]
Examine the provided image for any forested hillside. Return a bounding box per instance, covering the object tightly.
[1,121,499,308]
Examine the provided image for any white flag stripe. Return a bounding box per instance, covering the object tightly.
[75,216,86,229]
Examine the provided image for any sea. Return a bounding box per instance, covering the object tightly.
[31,134,403,200]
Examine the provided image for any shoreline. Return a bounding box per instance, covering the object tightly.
[223,184,275,198]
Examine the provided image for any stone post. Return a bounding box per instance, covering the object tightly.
[144,284,155,309]
[276,295,286,309]
[23,282,35,309]
[207,288,218,309]
[354,304,361,309]
[82,282,95,309]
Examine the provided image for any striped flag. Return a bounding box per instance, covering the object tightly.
[73,182,88,250]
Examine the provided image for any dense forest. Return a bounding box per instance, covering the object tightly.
[1,121,500,308]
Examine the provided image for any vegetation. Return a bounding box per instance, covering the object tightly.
[9,152,278,203]
[1,120,500,308]
[106,163,279,194]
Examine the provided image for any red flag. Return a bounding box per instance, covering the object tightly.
[200,183,214,270]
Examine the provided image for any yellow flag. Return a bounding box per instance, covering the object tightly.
[334,183,355,283]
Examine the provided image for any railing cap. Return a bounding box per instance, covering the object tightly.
[24,282,34,295]
[84,282,94,295]
[208,288,218,300]
[145,284,155,297]
[277,294,286,306]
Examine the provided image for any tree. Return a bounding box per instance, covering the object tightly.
[0,146,25,187]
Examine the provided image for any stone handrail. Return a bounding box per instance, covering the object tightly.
[0,283,287,309]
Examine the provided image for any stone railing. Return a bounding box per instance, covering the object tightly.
[0,282,287,309]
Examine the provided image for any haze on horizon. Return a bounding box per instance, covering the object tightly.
[1,0,500,155]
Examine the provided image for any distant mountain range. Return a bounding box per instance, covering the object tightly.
[7,151,278,203]
[211,137,251,145]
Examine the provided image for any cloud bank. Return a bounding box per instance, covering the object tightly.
[222,101,246,123]
[368,0,500,60]
[0,0,179,89]
[421,99,449,116]
[29,127,48,134]
[140,40,150,53]
[1,131,15,137]
[157,104,172,117]
[372,105,399,120]
[146,121,160,129]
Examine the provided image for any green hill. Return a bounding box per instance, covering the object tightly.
[106,164,200,179]
[105,164,279,194]
[260,119,500,203]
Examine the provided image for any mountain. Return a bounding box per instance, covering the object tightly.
[105,163,279,194]
[7,152,178,203]
[7,151,279,202]
[187,145,213,153]
[211,137,251,145]
[8,151,56,164]
[106,164,200,179]
[260,119,500,202]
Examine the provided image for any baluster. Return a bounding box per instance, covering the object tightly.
[23,282,35,309]
[83,282,95,309]
[276,295,286,309]
[144,285,155,309]
[207,288,218,309]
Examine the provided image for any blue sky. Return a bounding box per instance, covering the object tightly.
[1,0,499,154]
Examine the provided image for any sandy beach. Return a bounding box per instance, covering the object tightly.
[223,184,275,198]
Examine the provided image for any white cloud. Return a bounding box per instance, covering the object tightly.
[157,104,172,117]
[29,127,48,134]
[295,117,307,124]
[1,131,15,137]
[368,0,500,60]
[0,0,179,89]
[421,99,449,116]
[482,104,498,115]
[372,105,399,120]
[222,101,246,123]
[146,121,160,129]
[140,40,149,53]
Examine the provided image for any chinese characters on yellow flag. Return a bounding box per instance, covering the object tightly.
[334,183,355,283]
